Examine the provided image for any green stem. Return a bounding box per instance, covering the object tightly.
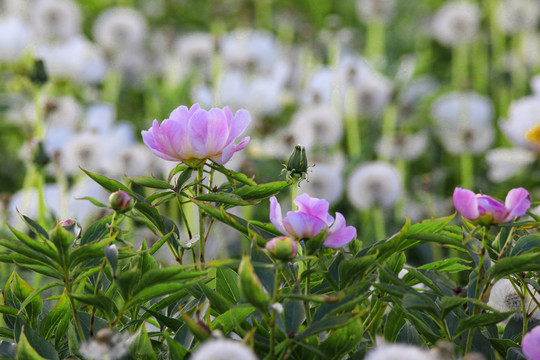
[291,179,298,210]
[304,260,312,324]
[365,20,385,64]
[372,207,386,241]
[460,153,474,189]
[197,167,205,270]
[452,44,469,89]
[270,263,281,359]
[65,273,86,342]
[344,86,361,158]
[255,0,273,29]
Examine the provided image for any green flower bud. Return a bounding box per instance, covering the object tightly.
[109,190,132,212]
[265,236,298,261]
[285,144,308,180]
[239,255,270,313]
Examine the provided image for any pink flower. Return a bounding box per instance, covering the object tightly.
[453,187,531,225]
[142,103,250,167]
[523,326,540,360]
[269,193,357,249]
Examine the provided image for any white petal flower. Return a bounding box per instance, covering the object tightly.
[500,94,540,151]
[487,278,540,319]
[347,162,402,210]
[365,343,435,360]
[289,105,343,148]
[191,339,257,360]
[431,1,481,47]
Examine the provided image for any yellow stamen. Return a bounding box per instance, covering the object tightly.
[525,123,540,146]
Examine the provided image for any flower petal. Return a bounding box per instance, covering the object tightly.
[282,212,327,239]
[293,193,330,221]
[505,187,531,220]
[225,109,251,146]
[476,196,508,223]
[453,187,480,220]
[213,136,250,164]
[141,120,180,161]
[324,212,357,249]
[269,196,287,235]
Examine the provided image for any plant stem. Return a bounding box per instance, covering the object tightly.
[344,86,361,158]
[304,260,312,324]
[460,153,474,190]
[270,263,281,359]
[452,44,468,89]
[197,167,205,270]
[65,273,86,342]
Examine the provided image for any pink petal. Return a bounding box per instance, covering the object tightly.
[269,196,287,235]
[141,120,180,161]
[505,187,531,220]
[453,188,480,220]
[523,326,540,360]
[282,212,327,239]
[294,193,330,221]
[213,136,250,164]
[225,109,251,146]
[204,108,229,155]
[324,212,357,249]
[188,109,210,158]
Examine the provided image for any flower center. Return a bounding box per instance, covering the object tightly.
[525,123,540,147]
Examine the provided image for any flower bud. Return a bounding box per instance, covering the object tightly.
[265,236,298,261]
[60,219,81,237]
[285,144,308,180]
[104,244,119,276]
[239,255,270,313]
[109,190,132,212]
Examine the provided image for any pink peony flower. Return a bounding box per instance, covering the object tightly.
[269,193,356,249]
[453,187,531,225]
[523,326,540,360]
[141,103,250,167]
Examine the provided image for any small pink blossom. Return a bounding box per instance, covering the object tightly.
[453,187,531,225]
[523,326,540,360]
[142,103,250,167]
[269,193,356,249]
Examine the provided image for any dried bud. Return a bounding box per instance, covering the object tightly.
[239,255,270,313]
[108,190,132,212]
[265,236,298,261]
[285,144,308,180]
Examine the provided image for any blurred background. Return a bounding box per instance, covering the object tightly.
[1,0,539,264]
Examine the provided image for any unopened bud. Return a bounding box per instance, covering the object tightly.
[109,190,132,212]
[265,236,298,261]
[239,255,270,313]
[60,219,81,237]
[285,144,308,180]
[105,244,119,276]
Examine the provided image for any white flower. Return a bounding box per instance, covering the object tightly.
[431,91,495,154]
[37,35,107,84]
[172,32,214,82]
[376,132,428,160]
[365,343,435,360]
[0,16,31,62]
[431,1,481,47]
[31,0,81,42]
[60,132,104,175]
[250,126,314,160]
[79,329,128,360]
[82,102,117,134]
[191,339,257,360]
[302,67,333,105]
[347,162,402,210]
[298,163,344,205]
[356,0,396,24]
[398,76,439,112]
[289,105,343,148]
[93,7,147,52]
[43,96,82,129]
[103,144,154,178]
[496,0,540,35]
[500,93,540,151]
[486,147,536,183]
[487,278,540,319]
[220,29,278,73]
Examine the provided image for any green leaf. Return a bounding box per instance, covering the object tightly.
[18,214,49,240]
[17,325,59,360]
[69,293,114,321]
[68,236,113,267]
[297,313,360,340]
[76,196,107,208]
[149,229,175,255]
[383,307,405,343]
[134,202,166,234]
[511,234,540,256]
[455,311,514,337]
[142,307,183,331]
[7,225,57,260]
[16,331,48,360]
[4,271,42,327]
[232,181,291,201]
[80,215,113,245]
[166,336,188,359]
[0,239,53,266]
[195,192,255,206]
[128,326,158,360]
[486,252,540,279]
[191,200,247,235]
[338,255,377,288]
[209,162,257,186]
[0,305,17,317]
[216,267,241,304]
[39,291,70,340]
[198,283,234,315]
[489,338,520,358]
[127,281,201,308]
[18,283,62,320]
[211,305,256,335]
[81,168,140,200]
[419,258,472,273]
[127,176,174,189]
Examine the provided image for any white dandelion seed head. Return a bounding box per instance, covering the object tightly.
[431,1,481,47]
[517,31,540,69]
[42,95,82,129]
[376,131,428,160]
[8,185,61,228]
[487,278,524,314]
[0,16,31,62]
[398,76,439,111]
[31,0,81,42]
[298,163,344,205]
[103,144,154,178]
[79,329,128,360]
[365,343,436,360]
[83,102,117,134]
[174,32,214,74]
[356,0,396,24]
[68,179,109,225]
[220,29,278,74]
[302,66,333,105]
[93,7,147,53]
[60,132,104,175]
[431,91,495,154]
[347,162,403,210]
[496,0,540,35]
[289,105,343,148]
[485,147,536,183]
[190,339,257,360]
